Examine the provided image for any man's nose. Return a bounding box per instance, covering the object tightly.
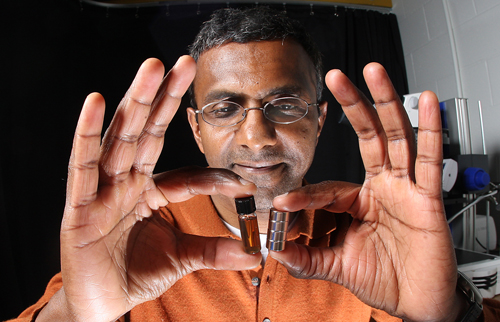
[234,108,277,151]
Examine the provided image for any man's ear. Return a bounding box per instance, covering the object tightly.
[316,101,328,141]
[187,107,205,154]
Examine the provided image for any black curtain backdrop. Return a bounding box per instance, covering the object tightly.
[0,0,407,319]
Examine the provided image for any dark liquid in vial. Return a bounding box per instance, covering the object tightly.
[239,215,261,254]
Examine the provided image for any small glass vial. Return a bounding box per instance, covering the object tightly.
[235,196,261,254]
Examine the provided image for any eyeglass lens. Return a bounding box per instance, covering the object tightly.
[202,97,309,126]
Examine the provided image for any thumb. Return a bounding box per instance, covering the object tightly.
[270,242,341,282]
[179,233,262,272]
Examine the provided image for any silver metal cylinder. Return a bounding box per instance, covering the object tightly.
[266,209,290,251]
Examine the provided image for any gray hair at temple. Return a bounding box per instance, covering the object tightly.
[188,6,324,107]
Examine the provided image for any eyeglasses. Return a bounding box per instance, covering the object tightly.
[195,97,318,127]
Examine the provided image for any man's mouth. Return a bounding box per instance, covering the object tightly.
[233,162,284,174]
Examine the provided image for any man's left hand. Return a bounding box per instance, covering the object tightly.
[271,63,464,322]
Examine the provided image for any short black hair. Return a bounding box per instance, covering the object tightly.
[188,6,323,106]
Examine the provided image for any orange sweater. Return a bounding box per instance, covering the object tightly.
[12,195,500,321]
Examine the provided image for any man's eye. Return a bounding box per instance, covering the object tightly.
[208,104,241,118]
[276,104,297,111]
[272,104,303,115]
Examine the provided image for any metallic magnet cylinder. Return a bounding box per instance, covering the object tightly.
[266,208,290,251]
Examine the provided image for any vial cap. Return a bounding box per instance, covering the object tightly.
[235,196,256,214]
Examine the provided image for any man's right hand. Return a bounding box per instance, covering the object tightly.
[37,56,260,322]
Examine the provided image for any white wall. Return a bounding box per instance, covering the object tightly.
[392,0,500,181]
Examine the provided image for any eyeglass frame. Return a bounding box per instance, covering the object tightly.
[194,96,320,127]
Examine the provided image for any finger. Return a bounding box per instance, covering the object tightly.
[179,233,262,271]
[134,56,197,176]
[66,93,105,210]
[154,166,257,203]
[100,58,166,183]
[363,63,416,179]
[272,181,361,214]
[325,68,389,177]
[414,91,442,196]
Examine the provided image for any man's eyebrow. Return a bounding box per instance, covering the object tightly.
[202,85,306,105]
[266,85,304,98]
[203,91,238,105]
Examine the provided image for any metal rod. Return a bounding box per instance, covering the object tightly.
[457,99,472,154]
[478,101,487,155]
[471,194,476,250]
[465,99,473,153]
[486,199,490,253]
[443,0,464,98]
[448,190,499,224]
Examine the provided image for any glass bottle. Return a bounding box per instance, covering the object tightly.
[235,196,261,254]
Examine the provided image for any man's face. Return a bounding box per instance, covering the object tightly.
[187,40,327,211]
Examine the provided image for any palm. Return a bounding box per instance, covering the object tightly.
[342,171,452,319]
[61,176,176,319]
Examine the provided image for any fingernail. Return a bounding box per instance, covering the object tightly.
[275,192,289,199]
[173,55,188,68]
[170,57,181,71]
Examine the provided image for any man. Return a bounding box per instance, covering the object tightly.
[13,7,500,322]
